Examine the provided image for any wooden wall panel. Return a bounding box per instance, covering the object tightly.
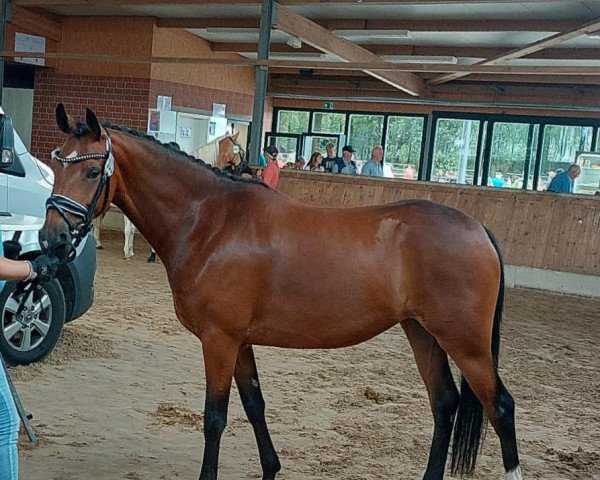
[279,171,600,276]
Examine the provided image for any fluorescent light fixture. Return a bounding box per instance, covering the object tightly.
[240,52,326,62]
[338,30,411,40]
[382,55,458,65]
[286,36,302,49]
[206,27,259,35]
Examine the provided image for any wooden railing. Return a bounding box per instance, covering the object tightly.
[279,170,600,277]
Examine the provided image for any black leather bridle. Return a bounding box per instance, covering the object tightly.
[46,130,115,248]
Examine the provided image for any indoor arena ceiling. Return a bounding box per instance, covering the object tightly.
[11,0,600,98]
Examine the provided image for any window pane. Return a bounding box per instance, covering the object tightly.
[431,119,480,184]
[488,122,539,190]
[312,112,346,134]
[310,136,339,156]
[267,135,298,166]
[348,114,384,164]
[277,110,309,134]
[574,151,600,195]
[385,116,424,179]
[538,125,593,191]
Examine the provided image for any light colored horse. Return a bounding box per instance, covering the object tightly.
[92,132,244,259]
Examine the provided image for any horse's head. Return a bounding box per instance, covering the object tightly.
[215,132,245,170]
[40,104,115,261]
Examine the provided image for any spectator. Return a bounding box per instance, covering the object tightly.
[403,164,415,180]
[332,145,358,175]
[294,157,306,170]
[361,145,384,177]
[322,143,341,173]
[306,152,324,172]
[262,145,280,189]
[547,164,581,193]
[490,172,505,188]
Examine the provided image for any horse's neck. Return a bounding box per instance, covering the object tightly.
[110,133,223,264]
[195,135,227,166]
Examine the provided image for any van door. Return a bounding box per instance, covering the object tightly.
[0,168,7,213]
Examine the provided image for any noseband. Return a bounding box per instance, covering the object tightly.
[46,131,114,248]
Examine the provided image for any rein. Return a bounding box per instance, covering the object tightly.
[46,131,114,248]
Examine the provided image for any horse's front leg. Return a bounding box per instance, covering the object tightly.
[198,330,240,480]
[123,217,135,259]
[93,214,104,249]
[234,344,281,480]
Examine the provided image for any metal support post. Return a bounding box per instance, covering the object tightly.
[249,0,275,165]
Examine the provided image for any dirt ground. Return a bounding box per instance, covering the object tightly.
[10,231,600,480]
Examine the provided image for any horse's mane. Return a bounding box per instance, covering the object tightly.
[74,121,263,186]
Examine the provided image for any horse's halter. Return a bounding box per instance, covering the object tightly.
[226,136,247,174]
[46,130,115,248]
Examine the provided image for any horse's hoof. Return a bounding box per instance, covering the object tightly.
[96,245,104,250]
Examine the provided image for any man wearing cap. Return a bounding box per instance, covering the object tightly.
[332,145,358,175]
[262,145,280,189]
[322,143,341,173]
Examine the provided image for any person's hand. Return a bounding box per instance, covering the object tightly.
[3,240,22,260]
[30,255,60,283]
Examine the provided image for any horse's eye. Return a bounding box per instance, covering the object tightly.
[87,167,102,180]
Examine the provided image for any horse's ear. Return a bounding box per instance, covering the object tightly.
[231,131,240,142]
[85,108,102,141]
[56,103,76,135]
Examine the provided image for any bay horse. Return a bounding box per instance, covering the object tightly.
[92,131,247,259]
[40,104,523,480]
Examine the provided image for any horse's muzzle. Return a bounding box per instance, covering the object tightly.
[39,223,75,262]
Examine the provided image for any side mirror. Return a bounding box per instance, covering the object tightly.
[0,114,15,165]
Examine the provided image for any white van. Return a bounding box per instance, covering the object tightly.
[0,109,97,365]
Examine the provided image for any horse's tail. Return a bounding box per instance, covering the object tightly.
[450,226,504,476]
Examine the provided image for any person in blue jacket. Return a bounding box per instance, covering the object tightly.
[547,164,581,193]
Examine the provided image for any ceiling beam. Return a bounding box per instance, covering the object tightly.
[428,16,600,86]
[210,42,600,61]
[272,70,600,85]
[3,50,600,77]
[273,4,427,96]
[158,17,582,31]
[13,0,576,6]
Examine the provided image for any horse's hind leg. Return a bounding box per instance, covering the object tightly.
[234,345,281,480]
[450,353,521,479]
[402,318,459,480]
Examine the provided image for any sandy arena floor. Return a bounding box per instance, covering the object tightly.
[10,231,600,480]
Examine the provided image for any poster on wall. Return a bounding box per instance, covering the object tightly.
[157,95,172,111]
[149,111,161,132]
[212,103,226,118]
[15,33,46,66]
[179,126,192,139]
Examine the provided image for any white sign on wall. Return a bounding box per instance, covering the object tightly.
[178,126,192,139]
[212,103,226,118]
[157,95,172,111]
[15,33,46,66]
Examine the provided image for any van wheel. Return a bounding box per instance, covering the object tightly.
[0,280,66,366]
